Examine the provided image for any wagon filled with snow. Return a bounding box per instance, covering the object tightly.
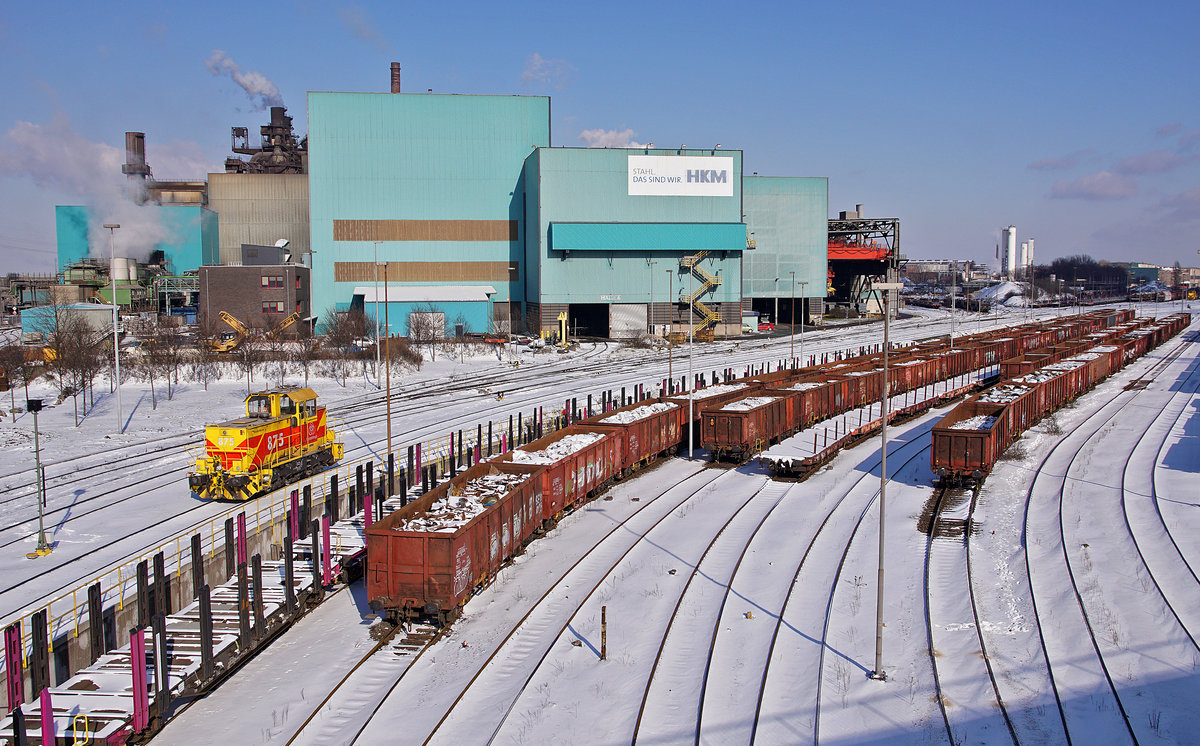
[490,425,621,520]
[365,461,544,623]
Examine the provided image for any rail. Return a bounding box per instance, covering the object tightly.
[1,407,564,675]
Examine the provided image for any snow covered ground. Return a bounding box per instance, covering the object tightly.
[4,302,1196,744]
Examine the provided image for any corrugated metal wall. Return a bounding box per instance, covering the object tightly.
[741,176,828,301]
[208,173,310,266]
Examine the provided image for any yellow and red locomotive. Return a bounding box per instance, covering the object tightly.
[189,387,344,501]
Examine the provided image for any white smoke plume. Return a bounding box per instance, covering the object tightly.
[0,113,217,263]
[205,50,284,110]
[578,128,648,148]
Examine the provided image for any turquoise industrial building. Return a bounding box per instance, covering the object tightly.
[56,72,828,340]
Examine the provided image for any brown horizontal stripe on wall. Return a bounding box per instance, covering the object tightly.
[333,220,518,242]
[334,261,518,283]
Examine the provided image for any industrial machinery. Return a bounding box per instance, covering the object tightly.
[189,387,344,500]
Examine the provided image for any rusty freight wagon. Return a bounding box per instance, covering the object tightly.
[701,394,795,461]
[491,425,622,522]
[366,461,544,623]
[579,400,685,475]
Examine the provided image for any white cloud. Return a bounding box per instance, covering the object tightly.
[522,53,575,90]
[205,50,284,110]
[578,128,648,148]
[1049,171,1136,201]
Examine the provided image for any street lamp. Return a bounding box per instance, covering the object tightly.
[798,279,809,366]
[687,265,694,459]
[871,280,904,681]
[104,224,123,434]
[373,241,382,384]
[788,271,796,362]
[648,260,658,336]
[665,269,673,383]
[381,261,392,460]
[774,277,780,332]
[26,398,51,557]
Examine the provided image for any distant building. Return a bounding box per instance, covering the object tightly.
[198,264,311,337]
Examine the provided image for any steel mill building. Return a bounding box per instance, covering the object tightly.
[56,65,829,340]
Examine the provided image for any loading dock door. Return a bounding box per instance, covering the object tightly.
[610,304,648,339]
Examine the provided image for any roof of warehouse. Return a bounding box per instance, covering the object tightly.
[353,285,497,303]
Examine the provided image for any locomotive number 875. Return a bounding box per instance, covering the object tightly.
[188,387,344,501]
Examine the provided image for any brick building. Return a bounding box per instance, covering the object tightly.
[198,264,311,337]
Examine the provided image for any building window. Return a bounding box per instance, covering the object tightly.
[262,301,285,314]
[296,276,301,290]
[261,275,284,289]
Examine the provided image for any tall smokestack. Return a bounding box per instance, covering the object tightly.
[855,203,864,217]
[121,132,150,180]
[390,62,402,93]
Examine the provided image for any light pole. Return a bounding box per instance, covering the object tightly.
[373,241,382,383]
[104,224,123,434]
[949,261,956,351]
[774,277,780,331]
[381,261,392,460]
[871,281,903,681]
[788,271,796,362]
[687,265,694,459]
[798,280,809,366]
[648,260,658,336]
[665,269,673,383]
[26,398,51,557]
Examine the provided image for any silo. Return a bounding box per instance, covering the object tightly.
[112,256,138,282]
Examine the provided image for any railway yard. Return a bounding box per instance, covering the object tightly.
[1,303,1198,745]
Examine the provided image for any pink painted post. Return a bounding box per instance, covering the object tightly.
[39,688,53,744]
[290,490,300,540]
[474,444,481,463]
[131,628,149,732]
[321,515,332,587]
[415,443,422,481]
[236,512,247,567]
[4,621,22,711]
[364,493,373,528]
[502,433,508,452]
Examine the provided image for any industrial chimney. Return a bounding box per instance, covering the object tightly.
[855,204,864,218]
[390,62,402,93]
[121,132,150,181]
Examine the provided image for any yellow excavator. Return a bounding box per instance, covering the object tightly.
[204,310,301,353]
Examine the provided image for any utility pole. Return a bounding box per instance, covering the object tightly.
[789,271,796,361]
[26,398,51,557]
[648,260,658,336]
[104,224,123,434]
[373,241,382,383]
[687,265,694,459]
[798,280,809,366]
[665,269,673,382]
[871,281,903,681]
[382,262,392,460]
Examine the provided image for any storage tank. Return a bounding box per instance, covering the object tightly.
[111,256,138,282]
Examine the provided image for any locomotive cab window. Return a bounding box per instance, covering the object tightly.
[279,395,296,416]
[247,396,271,419]
[304,401,316,419]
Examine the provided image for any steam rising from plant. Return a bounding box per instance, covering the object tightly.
[205,50,284,110]
[0,113,215,262]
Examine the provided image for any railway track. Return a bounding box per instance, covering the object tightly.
[923,481,1018,744]
[1020,331,1198,744]
[286,460,724,744]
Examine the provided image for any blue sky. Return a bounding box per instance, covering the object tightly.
[2,0,1198,273]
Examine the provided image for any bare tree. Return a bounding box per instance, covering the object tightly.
[193,313,222,390]
[0,345,26,421]
[407,303,445,364]
[320,308,355,386]
[289,320,316,387]
[152,315,186,400]
[38,305,107,426]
